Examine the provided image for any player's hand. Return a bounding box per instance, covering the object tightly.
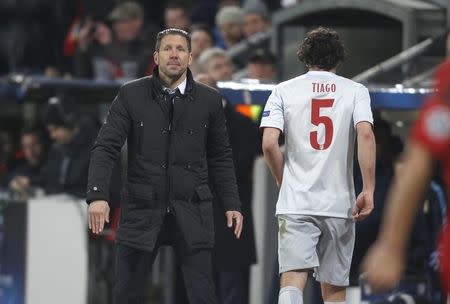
[88,200,110,234]
[361,240,404,293]
[352,191,374,221]
[225,211,243,239]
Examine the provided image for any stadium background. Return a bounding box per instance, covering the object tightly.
[0,0,449,303]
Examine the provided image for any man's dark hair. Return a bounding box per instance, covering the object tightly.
[191,23,215,45]
[155,28,192,52]
[297,27,345,71]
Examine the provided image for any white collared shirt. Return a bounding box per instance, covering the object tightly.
[163,77,187,94]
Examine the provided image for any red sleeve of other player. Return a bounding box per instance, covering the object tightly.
[410,97,450,162]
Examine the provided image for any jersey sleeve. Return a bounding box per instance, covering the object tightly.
[353,84,373,127]
[410,98,450,161]
[260,86,285,132]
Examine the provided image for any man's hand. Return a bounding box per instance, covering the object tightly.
[352,191,374,221]
[94,22,112,45]
[361,240,404,293]
[225,211,243,239]
[9,176,30,192]
[78,19,94,51]
[88,200,110,234]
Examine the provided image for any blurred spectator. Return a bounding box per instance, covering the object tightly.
[130,0,165,28]
[242,1,271,38]
[74,1,158,81]
[0,130,22,187]
[198,47,234,81]
[79,0,116,22]
[190,1,218,28]
[220,0,241,7]
[0,0,78,75]
[164,1,191,32]
[196,73,259,304]
[215,6,244,49]
[234,48,277,82]
[190,24,216,76]
[9,125,48,195]
[39,95,97,197]
[447,30,450,57]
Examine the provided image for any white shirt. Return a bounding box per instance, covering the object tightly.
[260,71,373,218]
[163,77,187,94]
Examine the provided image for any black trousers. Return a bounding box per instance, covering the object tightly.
[113,214,218,304]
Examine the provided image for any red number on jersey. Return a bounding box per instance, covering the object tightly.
[310,98,334,150]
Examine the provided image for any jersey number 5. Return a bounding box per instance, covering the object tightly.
[310,98,334,150]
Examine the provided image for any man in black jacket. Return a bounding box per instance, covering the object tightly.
[87,28,243,304]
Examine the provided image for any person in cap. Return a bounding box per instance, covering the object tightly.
[247,49,277,82]
[75,1,159,81]
[243,0,271,38]
[233,48,277,82]
[34,95,99,197]
[215,6,244,49]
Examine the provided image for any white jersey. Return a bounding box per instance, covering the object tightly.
[260,71,373,218]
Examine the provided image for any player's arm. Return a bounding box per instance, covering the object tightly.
[353,121,376,221]
[362,142,433,291]
[378,142,432,252]
[262,127,283,187]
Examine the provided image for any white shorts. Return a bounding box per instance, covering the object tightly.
[277,214,355,286]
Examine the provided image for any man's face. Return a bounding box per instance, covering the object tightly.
[248,62,276,81]
[165,8,190,31]
[191,30,214,59]
[219,22,242,45]
[206,55,233,82]
[47,125,73,144]
[21,134,44,167]
[154,34,192,79]
[113,17,143,42]
[243,14,269,37]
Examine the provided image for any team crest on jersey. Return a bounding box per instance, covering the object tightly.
[262,111,270,117]
[424,106,450,141]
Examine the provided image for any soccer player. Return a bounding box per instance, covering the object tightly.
[362,60,450,293]
[261,27,376,304]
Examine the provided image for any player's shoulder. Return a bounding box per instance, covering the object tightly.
[335,75,366,89]
[334,74,367,90]
[273,74,307,92]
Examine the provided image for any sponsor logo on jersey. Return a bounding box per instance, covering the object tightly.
[424,105,450,141]
[262,110,270,117]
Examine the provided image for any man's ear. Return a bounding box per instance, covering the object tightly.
[153,51,159,65]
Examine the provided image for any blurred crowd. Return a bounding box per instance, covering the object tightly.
[0,0,286,83]
[0,1,449,303]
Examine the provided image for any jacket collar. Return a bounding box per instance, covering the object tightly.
[150,66,195,98]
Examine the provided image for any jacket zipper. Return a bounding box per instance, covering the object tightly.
[166,94,173,214]
[138,121,144,154]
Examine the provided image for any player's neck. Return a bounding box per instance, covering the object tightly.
[308,67,337,74]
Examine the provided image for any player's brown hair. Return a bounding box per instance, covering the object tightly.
[297,27,345,71]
